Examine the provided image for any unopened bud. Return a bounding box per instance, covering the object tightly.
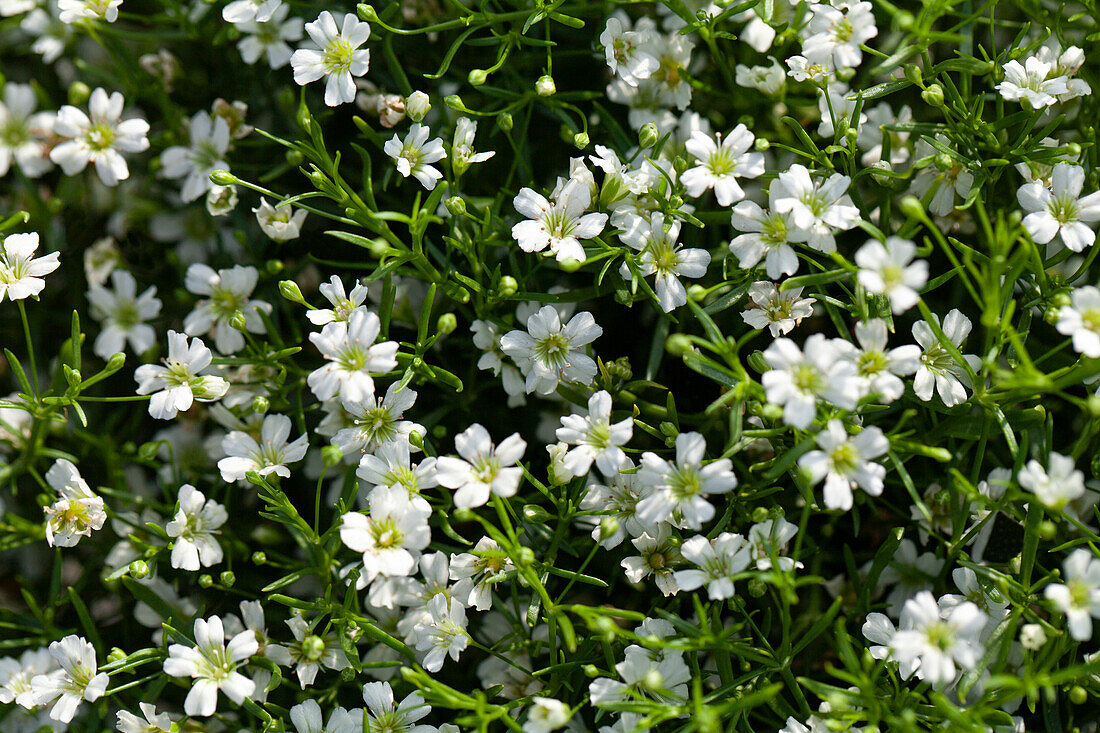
[468,69,488,86]
[898,195,924,220]
[535,75,556,96]
[903,64,923,86]
[251,396,270,414]
[752,506,770,523]
[228,311,248,332]
[436,313,457,336]
[523,504,552,522]
[129,560,150,579]
[108,647,127,664]
[573,132,589,149]
[68,81,91,107]
[406,91,430,122]
[638,122,659,149]
[199,574,214,588]
[220,571,236,587]
[444,94,465,112]
[497,112,513,132]
[209,169,238,186]
[559,257,583,272]
[665,333,693,356]
[322,444,344,468]
[279,280,307,305]
[498,275,518,297]
[921,83,944,107]
[252,551,267,565]
[445,196,467,217]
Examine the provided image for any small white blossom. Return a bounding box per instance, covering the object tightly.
[436,423,526,509]
[674,532,753,600]
[512,179,608,263]
[500,306,602,394]
[254,197,307,241]
[88,269,161,358]
[308,275,369,325]
[0,232,60,302]
[1018,452,1085,510]
[134,331,229,419]
[798,420,889,511]
[680,125,764,207]
[912,309,981,407]
[1017,163,1100,252]
[384,122,446,190]
[996,57,1069,109]
[855,237,928,314]
[116,702,172,733]
[636,431,737,529]
[165,484,227,571]
[162,616,257,717]
[28,635,108,723]
[555,390,633,476]
[183,264,272,355]
[524,697,571,733]
[770,164,860,253]
[741,281,815,337]
[308,307,400,404]
[160,111,230,203]
[51,87,149,186]
[218,413,309,482]
[291,11,370,106]
[340,485,431,583]
[412,594,469,672]
[890,591,987,686]
[1057,285,1100,358]
[236,4,303,70]
[761,335,862,429]
[43,459,106,548]
[1045,549,1100,641]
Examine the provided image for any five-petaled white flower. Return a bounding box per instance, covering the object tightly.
[51,87,149,186]
[134,331,229,419]
[1045,548,1100,641]
[162,616,257,717]
[889,591,987,686]
[0,232,60,302]
[28,635,109,723]
[308,307,400,404]
[761,334,862,429]
[340,484,431,582]
[911,309,981,407]
[1017,163,1100,252]
[184,263,272,355]
[770,164,860,253]
[618,212,710,312]
[218,413,309,483]
[436,423,526,509]
[798,419,890,511]
[384,122,447,190]
[160,111,231,203]
[87,269,161,359]
[500,306,602,394]
[674,532,753,600]
[512,179,608,263]
[1017,452,1086,511]
[636,431,737,530]
[855,236,928,314]
[165,483,227,571]
[291,11,370,106]
[996,57,1069,109]
[680,125,765,207]
[43,459,106,548]
[1057,285,1100,358]
[555,390,633,477]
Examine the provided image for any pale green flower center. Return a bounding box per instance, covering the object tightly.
[322,38,355,74]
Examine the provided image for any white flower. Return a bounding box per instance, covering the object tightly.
[57,0,121,23]
[333,382,422,456]
[0,82,54,178]
[555,390,633,476]
[1045,549,1100,641]
[1057,285,1100,358]
[798,420,889,511]
[500,306,602,394]
[236,4,303,70]
[846,319,920,403]
[165,484,227,571]
[412,595,469,672]
[28,635,108,723]
[636,431,737,529]
[911,136,973,217]
[740,281,815,337]
[451,117,494,175]
[340,485,431,583]
[0,647,52,708]
[356,440,438,500]
[729,194,807,279]
[801,1,877,71]
[996,57,1069,109]
[747,518,800,571]
[252,197,308,241]
[0,232,60,302]
[134,331,229,419]
[512,179,608,263]
[308,307,400,404]
[51,87,149,186]
[223,0,281,24]
[436,423,526,509]
[43,459,106,548]
[1017,163,1100,252]
[87,269,160,358]
[116,702,172,733]
[680,125,764,207]
[362,681,438,732]
[735,58,785,96]
[912,309,981,407]
[160,111,230,203]
[621,526,681,596]
[890,591,987,686]
[162,616,257,717]
[599,13,658,86]
[582,459,655,548]
[307,275,369,325]
[183,263,272,355]
[1019,623,1047,651]
[770,164,860,252]
[291,11,370,106]
[855,237,928,314]
[450,537,513,611]
[1018,452,1085,510]
[761,334,862,430]
[618,212,710,312]
[218,413,309,482]
[384,123,446,190]
[524,697,571,733]
[673,532,753,600]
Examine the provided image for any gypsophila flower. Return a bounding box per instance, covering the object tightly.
[334,382,422,456]
[308,275,368,325]
[450,536,513,611]
[254,197,307,241]
[51,87,148,186]
[761,334,862,429]
[451,116,495,175]
[729,194,807,279]
[618,212,710,312]
[1017,452,1085,510]
[524,697,571,733]
[43,458,106,548]
[291,11,370,106]
[361,681,439,733]
[636,431,737,529]
[555,390,633,476]
[855,237,928,314]
[680,125,764,207]
[771,164,860,252]
[621,525,681,596]
[308,307,400,404]
[160,111,230,203]
[1017,163,1100,252]
[222,0,281,24]
[0,232,60,302]
[741,281,815,337]
[436,423,526,509]
[183,263,271,355]
[165,484,227,571]
[285,615,349,687]
[500,306,602,394]
[116,702,172,733]
[235,3,303,70]
[87,268,160,358]
[0,82,54,178]
[890,591,987,686]
[340,484,431,583]
[798,420,889,511]
[413,594,469,672]
[384,123,446,190]
[57,0,121,24]
[912,309,981,407]
[512,179,608,263]
[1057,285,1100,358]
[674,532,753,600]
[162,616,257,717]
[801,1,877,71]
[600,12,658,86]
[996,56,1070,109]
[1045,548,1100,641]
[845,318,921,402]
[28,635,108,723]
[218,413,309,482]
